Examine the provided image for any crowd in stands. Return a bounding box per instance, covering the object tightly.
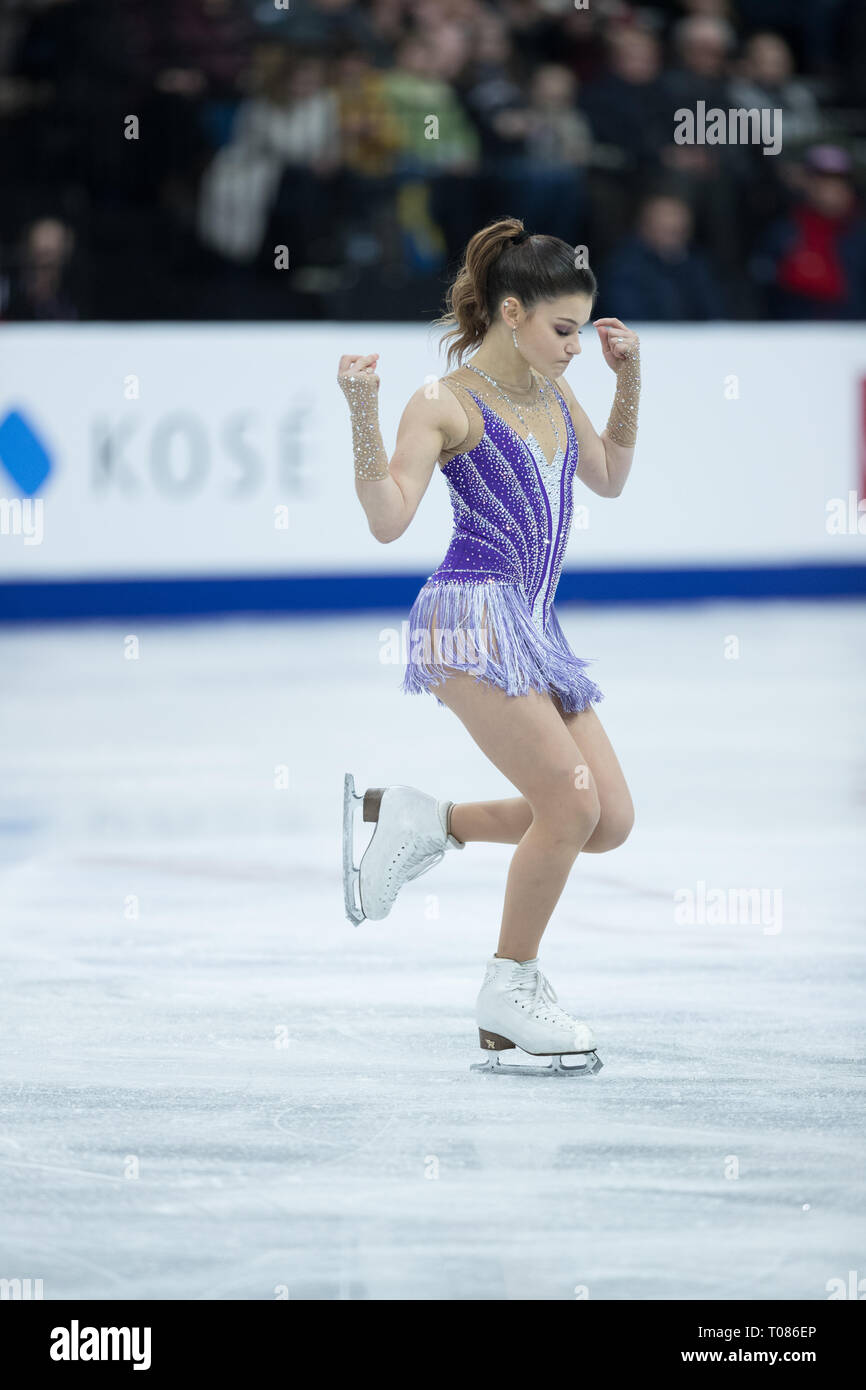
[1,0,864,322]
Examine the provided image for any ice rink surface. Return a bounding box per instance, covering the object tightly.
[0,598,864,1301]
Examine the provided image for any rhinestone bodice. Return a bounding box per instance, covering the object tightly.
[431,370,578,635]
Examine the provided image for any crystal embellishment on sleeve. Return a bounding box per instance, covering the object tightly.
[604,350,641,448]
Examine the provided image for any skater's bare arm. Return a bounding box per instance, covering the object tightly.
[337,355,461,544]
[554,318,641,499]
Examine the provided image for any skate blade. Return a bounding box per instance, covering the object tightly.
[470,1049,603,1077]
[342,772,365,925]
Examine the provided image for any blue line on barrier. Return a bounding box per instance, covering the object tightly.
[0,565,865,621]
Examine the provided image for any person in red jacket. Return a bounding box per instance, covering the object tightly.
[752,145,866,319]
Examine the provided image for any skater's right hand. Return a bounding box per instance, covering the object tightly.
[337,354,380,402]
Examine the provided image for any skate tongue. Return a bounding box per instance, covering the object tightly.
[510,959,540,990]
[510,960,558,1006]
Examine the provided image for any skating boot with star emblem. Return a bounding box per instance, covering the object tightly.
[471,955,602,1076]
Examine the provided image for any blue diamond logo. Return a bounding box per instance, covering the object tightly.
[0,408,53,496]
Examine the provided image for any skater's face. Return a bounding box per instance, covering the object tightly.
[504,292,594,375]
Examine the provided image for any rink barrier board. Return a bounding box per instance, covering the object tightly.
[1,563,865,621]
[1,324,865,581]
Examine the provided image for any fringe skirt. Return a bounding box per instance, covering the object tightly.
[400,577,604,714]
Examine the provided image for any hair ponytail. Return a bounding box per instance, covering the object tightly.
[433,216,598,369]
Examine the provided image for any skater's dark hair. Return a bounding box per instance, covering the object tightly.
[434,218,598,369]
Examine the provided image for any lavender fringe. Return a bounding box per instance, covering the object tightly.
[400,577,604,714]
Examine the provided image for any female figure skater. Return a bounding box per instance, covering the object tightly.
[339,218,640,1075]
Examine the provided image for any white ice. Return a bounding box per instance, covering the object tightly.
[0,599,864,1300]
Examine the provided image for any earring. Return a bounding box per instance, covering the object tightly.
[505,300,523,356]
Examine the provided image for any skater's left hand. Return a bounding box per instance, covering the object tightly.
[593,318,640,373]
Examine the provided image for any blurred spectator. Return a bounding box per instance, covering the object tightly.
[380,30,481,269]
[729,32,821,150]
[334,44,402,178]
[491,64,592,245]
[363,0,412,57]
[657,15,755,279]
[658,9,740,173]
[381,32,479,174]
[0,0,862,320]
[580,26,670,172]
[718,0,848,74]
[659,14,741,164]
[197,48,340,264]
[330,43,403,271]
[599,193,727,319]
[458,13,526,165]
[2,217,80,320]
[525,65,592,167]
[751,144,866,318]
[662,12,737,94]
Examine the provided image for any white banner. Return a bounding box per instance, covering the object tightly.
[0,323,864,578]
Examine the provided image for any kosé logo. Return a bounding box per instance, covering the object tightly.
[0,408,53,495]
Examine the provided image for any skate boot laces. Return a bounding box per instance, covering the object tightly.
[509,962,578,1028]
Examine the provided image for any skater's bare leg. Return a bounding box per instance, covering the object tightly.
[551,699,634,852]
[449,702,633,853]
[448,797,532,845]
[433,672,600,962]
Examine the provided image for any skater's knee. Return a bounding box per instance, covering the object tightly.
[575,795,602,849]
[533,790,600,851]
[611,804,635,848]
[585,803,634,853]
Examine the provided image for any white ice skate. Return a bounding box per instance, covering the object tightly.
[342,772,465,924]
[471,955,603,1076]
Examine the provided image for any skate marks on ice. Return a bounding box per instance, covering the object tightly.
[0,607,864,1298]
[0,904,863,1298]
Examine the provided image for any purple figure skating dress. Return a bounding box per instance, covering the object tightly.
[401,364,604,714]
